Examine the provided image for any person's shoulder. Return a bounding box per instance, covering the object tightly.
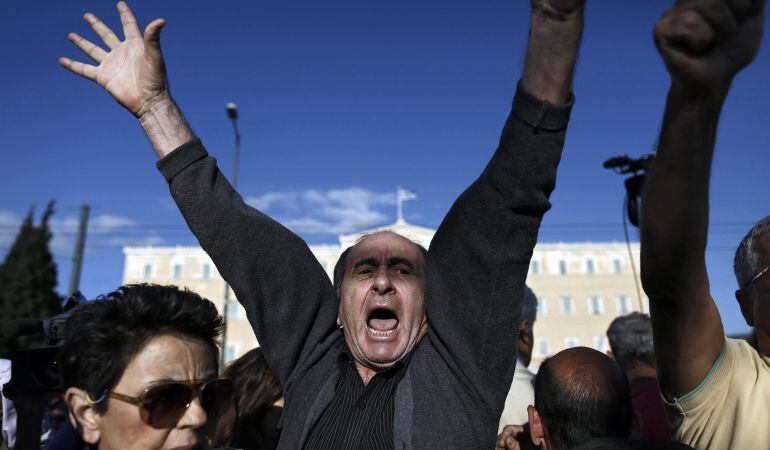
[514,363,536,381]
[574,437,693,450]
[725,337,769,372]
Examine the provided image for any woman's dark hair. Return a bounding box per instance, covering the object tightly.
[221,348,283,450]
[58,284,223,412]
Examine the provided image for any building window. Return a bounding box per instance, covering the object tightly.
[537,298,548,316]
[142,263,154,279]
[536,339,550,358]
[530,260,541,275]
[616,295,632,314]
[201,263,212,279]
[559,260,568,275]
[171,263,182,280]
[586,258,596,275]
[613,259,623,274]
[560,296,575,316]
[593,336,609,353]
[564,336,580,349]
[225,343,240,363]
[587,296,604,315]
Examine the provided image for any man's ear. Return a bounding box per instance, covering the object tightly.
[606,350,614,360]
[736,289,755,326]
[528,405,547,449]
[64,387,102,445]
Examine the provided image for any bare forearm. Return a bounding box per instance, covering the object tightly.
[641,84,727,296]
[521,3,584,104]
[641,83,728,398]
[138,96,196,158]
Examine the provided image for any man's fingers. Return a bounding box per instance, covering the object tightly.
[117,1,142,40]
[725,0,766,21]
[67,33,107,64]
[655,8,716,55]
[58,57,98,82]
[688,0,739,37]
[504,435,521,450]
[84,12,121,50]
[144,18,166,47]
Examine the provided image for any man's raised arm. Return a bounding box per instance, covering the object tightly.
[425,0,584,410]
[60,2,339,385]
[641,0,764,400]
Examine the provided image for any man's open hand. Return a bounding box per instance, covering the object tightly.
[654,0,765,90]
[60,1,169,118]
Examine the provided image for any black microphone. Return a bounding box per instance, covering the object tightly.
[3,318,44,338]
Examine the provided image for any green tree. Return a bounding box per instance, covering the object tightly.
[0,201,62,356]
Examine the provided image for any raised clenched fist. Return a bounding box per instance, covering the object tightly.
[654,0,765,89]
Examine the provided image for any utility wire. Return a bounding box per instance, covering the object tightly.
[623,193,645,311]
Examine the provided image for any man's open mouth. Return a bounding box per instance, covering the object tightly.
[367,308,399,337]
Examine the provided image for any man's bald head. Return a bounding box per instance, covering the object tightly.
[534,347,632,449]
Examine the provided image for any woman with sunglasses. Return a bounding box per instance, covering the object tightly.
[57,284,236,450]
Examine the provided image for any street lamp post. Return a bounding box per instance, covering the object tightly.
[220,102,240,371]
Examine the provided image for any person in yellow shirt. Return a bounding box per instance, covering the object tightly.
[640,0,768,449]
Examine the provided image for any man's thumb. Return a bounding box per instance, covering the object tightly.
[144,18,166,46]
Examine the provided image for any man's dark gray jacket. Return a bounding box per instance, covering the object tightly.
[157,83,573,448]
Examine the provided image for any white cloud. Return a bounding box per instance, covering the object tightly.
[105,235,165,247]
[90,214,136,230]
[247,192,299,211]
[0,209,163,258]
[246,187,397,235]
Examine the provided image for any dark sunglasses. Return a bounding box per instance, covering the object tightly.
[88,378,233,428]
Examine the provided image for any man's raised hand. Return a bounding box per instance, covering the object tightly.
[60,2,169,118]
[654,0,765,91]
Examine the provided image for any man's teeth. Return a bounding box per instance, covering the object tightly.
[367,326,397,336]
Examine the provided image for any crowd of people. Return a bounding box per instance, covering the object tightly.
[1,0,768,448]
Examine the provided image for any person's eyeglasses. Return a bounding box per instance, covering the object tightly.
[87,378,233,429]
[745,264,770,290]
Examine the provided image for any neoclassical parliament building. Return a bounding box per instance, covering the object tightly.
[122,218,644,368]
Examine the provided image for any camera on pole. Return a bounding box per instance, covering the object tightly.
[603,153,655,228]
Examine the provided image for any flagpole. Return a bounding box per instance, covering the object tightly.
[397,186,403,223]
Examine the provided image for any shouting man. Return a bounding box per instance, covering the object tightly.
[60,1,585,447]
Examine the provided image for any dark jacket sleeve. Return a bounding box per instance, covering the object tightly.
[425,82,573,410]
[157,140,339,386]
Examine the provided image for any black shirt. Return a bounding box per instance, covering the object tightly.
[302,352,408,450]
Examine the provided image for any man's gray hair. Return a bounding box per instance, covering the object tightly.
[734,216,770,289]
[606,312,655,371]
[520,285,538,330]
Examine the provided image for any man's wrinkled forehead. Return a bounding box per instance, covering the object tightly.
[346,233,425,271]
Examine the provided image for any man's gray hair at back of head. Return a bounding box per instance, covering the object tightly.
[606,312,655,372]
[521,285,538,330]
[734,216,770,289]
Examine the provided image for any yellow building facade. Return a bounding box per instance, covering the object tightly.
[122,220,643,365]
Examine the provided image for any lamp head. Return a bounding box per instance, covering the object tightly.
[226,103,238,120]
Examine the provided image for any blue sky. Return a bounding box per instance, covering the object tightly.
[1,1,768,334]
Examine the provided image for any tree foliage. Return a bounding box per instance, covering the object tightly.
[0,201,62,356]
